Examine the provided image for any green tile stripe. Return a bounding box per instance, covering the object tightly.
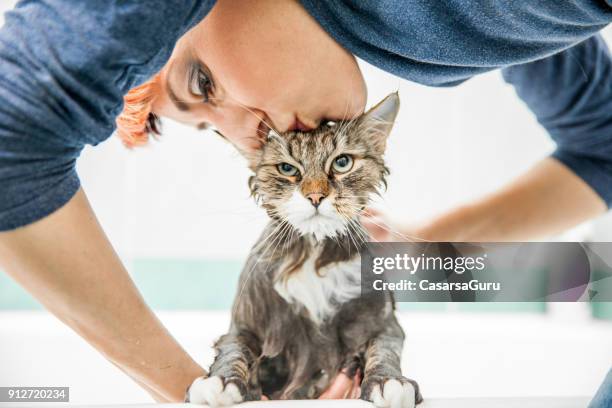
[0,271,43,310]
[0,259,244,311]
[0,259,608,317]
[397,302,448,312]
[457,302,546,313]
[397,303,546,313]
[129,259,243,310]
[592,302,612,319]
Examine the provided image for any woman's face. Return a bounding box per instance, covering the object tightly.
[152,0,367,151]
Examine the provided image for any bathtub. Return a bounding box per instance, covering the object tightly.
[0,310,610,405]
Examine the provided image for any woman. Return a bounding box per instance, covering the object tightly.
[0,0,610,404]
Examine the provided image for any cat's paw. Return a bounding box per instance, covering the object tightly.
[186,376,244,407]
[361,376,422,408]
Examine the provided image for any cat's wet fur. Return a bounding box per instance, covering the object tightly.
[188,93,422,407]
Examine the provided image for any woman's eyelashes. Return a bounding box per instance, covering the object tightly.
[189,65,215,103]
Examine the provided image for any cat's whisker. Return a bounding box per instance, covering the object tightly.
[247,219,288,257]
[282,225,297,256]
[218,94,281,138]
[343,215,379,247]
[235,219,291,303]
[348,217,370,243]
[261,221,296,286]
[335,90,359,138]
[280,222,293,259]
[336,118,354,145]
[330,233,341,248]
[356,223,381,246]
[346,221,365,247]
[337,202,426,243]
[211,123,271,138]
[250,222,294,304]
[267,222,291,257]
[355,210,433,243]
[334,91,355,137]
[255,218,287,243]
[347,216,370,245]
[282,224,297,259]
[350,223,366,247]
[336,210,364,250]
[344,228,357,256]
[243,223,284,268]
[335,212,355,251]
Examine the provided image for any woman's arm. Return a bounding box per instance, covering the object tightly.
[366,157,607,242]
[368,35,612,243]
[0,188,205,402]
[417,157,606,241]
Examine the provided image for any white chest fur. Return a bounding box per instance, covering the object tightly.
[273,252,362,324]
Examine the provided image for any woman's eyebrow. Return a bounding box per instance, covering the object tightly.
[167,79,190,112]
[165,60,190,112]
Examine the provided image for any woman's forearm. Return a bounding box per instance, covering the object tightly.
[0,188,205,402]
[416,157,607,241]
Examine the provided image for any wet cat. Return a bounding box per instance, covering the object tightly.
[187,93,422,408]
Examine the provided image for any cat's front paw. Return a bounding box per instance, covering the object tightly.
[361,376,422,408]
[186,376,245,407]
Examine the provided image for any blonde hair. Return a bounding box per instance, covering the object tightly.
[115,74,162,147]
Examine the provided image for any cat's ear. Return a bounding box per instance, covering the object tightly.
[357,92,400,153]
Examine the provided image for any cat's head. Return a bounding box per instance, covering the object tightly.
[248,93,399,241]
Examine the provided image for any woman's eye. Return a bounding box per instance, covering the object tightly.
[277,163,299,177]
[332,154,353,173]
[190,68,213,102]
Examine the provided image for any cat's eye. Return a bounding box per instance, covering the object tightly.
[332,154,353,174]
[277,162,299,177]
[189,66,214,103]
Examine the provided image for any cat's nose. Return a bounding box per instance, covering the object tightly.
[306,193,325,208]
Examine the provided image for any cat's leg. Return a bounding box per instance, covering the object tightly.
[187,330,261,407]
[360,319,422,408]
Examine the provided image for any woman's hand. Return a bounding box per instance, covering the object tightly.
[362,158,607,243]
[255,368,361,400]
[318,368,362,399]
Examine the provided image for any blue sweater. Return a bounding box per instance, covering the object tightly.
[0,0,611,230]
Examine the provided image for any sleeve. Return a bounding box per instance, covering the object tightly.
[501,34,612,207]
[0,0,214,231]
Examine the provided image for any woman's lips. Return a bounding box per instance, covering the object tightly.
[291,118,314,132]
